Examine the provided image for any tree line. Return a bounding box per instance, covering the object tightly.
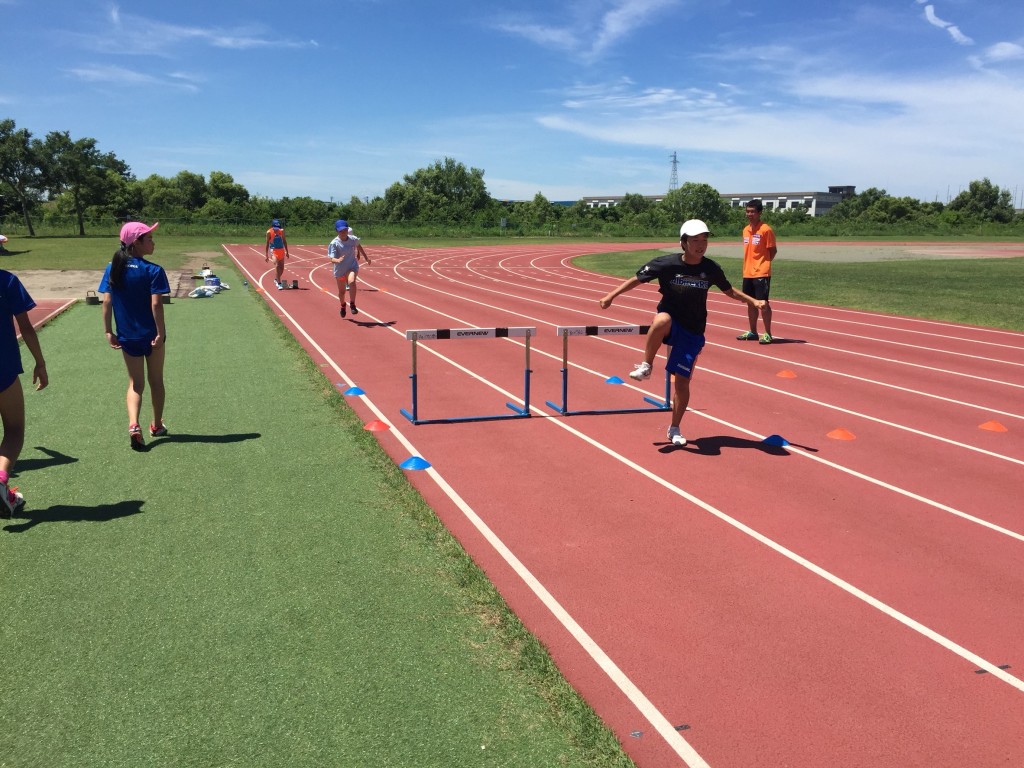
[2,118,1021,239]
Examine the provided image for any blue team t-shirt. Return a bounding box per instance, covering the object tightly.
[0,270,37,384]
[98,257,170,342]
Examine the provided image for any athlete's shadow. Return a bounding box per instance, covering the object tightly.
[10,447,78,474]
[144,432,261,450]
[660,435,818,456]
[349,319,397,328]
[3,500,144,533]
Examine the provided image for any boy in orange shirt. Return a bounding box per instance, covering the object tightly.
[736,199,777,344]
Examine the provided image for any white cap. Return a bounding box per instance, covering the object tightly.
[679,219,711,237]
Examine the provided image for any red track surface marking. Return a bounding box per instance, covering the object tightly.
[225,241,1024,767]
[22,299,76,333]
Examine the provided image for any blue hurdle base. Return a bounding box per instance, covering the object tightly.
[546,368,672,416]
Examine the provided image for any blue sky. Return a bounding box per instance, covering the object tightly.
[4,0,1024,205]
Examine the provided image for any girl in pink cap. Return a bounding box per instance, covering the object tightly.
[98,221,170,450]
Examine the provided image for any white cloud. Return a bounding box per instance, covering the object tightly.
[106,4,314,55]
[67,65,200,93]
[532,70,1024,199]
[495,0,680,62]
[983,41,1024,62]
[920,4,974,46]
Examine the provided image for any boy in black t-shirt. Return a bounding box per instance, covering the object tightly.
[598,220,764,446]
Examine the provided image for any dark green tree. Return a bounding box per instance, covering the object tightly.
[207,170,249,206]
[947,178,1015,223]
[0,119,44,236]
[659,182,728,228]
[381,157,493,223]
[40,131,130,235]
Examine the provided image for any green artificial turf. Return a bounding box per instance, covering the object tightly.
[0,266,634,768]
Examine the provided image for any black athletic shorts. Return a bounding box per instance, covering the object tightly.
[742,277,771,301]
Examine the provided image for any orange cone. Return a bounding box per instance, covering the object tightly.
[979,421,1008,432]
[777,370,797,379]
[364,420,391,432]
[827,428,856,441]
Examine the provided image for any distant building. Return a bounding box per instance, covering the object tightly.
[580,186,856,217]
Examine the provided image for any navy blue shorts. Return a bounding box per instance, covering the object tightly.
[665,324,705,379]
[119,337,157,357]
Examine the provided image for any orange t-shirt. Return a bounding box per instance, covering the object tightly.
[741,222,776,278]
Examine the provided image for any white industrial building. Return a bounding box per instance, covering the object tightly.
[581,185,856,217]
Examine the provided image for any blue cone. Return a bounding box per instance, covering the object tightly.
[605,376,625,385]
[400,456,432,470]
[762,434,790,447]
[342,386,365,396]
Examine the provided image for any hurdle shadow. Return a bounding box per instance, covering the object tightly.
[659,435,794,456]
[10,447,79,474]
[3,499,145,533]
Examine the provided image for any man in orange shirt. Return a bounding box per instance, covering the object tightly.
[736,199,777,344]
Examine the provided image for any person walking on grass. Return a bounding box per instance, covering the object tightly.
[598,220,764,447]
[265,218,290,289]
[328,219,371,318]
[99,221,170,451]
[736,199,777,344]
[0,270,47,516]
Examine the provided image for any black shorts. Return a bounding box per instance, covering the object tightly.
[742,277,771,301]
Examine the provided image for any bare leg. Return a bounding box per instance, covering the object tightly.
[146,345,167,429]
[671,374,691,429]
[762,302,773,336]
[643,312,672,365]
[123,351,147,427]
[347,273,358,306]
[0,378,26,475]
[746,303,759,335]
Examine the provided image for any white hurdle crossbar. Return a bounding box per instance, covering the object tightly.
[400,327,536,425]
[545,325,672,416]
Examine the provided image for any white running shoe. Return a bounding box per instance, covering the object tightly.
[667,426,687,447]
[629,362,653,381]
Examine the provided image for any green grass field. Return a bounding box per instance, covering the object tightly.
[1,266,633,767]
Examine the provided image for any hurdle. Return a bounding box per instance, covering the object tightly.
[400,327,536,425]
[545,325,672,416]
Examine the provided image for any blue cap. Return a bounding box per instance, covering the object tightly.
[335,219,349,231]
[271,219,281,228]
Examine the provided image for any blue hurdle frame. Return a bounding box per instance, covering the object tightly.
[400,327,535,425]
[545,326,672,416]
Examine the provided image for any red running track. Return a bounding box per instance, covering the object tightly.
[226,241,1024,768]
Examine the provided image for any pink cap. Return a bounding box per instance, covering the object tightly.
[119,221,159,247]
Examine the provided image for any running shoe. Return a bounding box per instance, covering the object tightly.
[129,423,145,451]
[350,304,359,315]
[667,426,687,447]
[149,423,168,437]
[0,481,24,519]
[736,331,758,341]
[339,303,347,318]
[276,280,283,290]
[629,362,652,381]
[759,333,773,345]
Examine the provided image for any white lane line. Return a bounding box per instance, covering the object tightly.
[225,247,711,767]
[322,282,1024,697]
